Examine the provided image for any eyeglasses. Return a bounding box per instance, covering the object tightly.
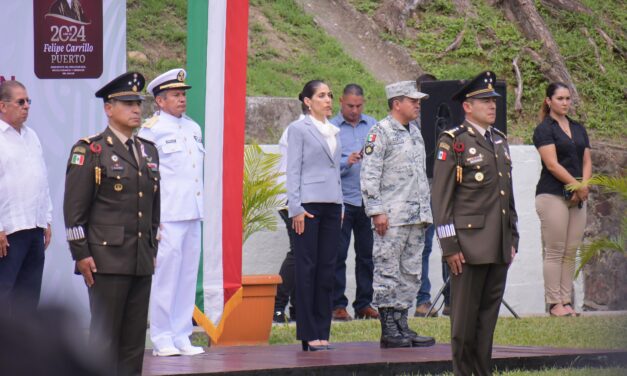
[3,98,32,107]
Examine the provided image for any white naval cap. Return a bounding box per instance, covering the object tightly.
[385,80,429,100]
[147,68,192,96]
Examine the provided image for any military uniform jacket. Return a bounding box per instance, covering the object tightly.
[432,121,519,264]
[63,127,160,276]
[360,115,432,227]
[138,112,204,222]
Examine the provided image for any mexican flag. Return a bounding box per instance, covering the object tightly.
[186,0,248,341]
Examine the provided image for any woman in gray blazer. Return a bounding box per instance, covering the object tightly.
[287,80,343,351]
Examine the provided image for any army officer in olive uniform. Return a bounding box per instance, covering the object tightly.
[63,72,160,376]
[432,71,519,376]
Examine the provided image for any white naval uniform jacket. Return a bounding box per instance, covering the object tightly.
[138,111,204,222]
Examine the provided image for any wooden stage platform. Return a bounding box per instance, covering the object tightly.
[143,342,627,375]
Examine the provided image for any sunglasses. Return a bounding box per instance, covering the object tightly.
[3,98,32,107]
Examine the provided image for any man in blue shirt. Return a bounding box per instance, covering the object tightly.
[330,84,378,321]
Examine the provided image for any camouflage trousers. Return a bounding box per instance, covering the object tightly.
[372,224,425,309]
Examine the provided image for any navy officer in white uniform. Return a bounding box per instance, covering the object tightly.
[138,69,205,357]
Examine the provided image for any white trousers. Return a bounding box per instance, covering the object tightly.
[149,220,201,350]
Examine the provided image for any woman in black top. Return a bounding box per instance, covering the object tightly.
[533,82,592,317]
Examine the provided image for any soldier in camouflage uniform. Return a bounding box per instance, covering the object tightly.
[360,81,435,349]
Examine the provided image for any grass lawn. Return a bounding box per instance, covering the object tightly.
[270,315,627,349]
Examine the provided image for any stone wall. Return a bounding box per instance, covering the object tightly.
[582,141,627,311]
[245,97,302,144]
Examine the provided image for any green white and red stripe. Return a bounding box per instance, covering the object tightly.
[186,0,248,341]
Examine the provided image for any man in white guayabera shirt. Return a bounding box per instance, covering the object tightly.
[0,80,52,318]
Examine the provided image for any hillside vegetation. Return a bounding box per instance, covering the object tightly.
[127,0,626,143]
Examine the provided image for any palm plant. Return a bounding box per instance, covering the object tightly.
[567,173,626,277]
[242,143,286,244]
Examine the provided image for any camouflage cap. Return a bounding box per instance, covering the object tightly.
[385,80,429,100]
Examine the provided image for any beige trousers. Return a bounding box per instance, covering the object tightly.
[535,193,587,305]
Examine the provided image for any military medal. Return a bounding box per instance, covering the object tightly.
[453,141,465,184]
[88,143,102,185]
[114,183,123,191]
[475,172,484,182]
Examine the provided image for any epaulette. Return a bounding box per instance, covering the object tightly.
[79,133,102,144]
[492,127,507,139]
[141,114,158,129]
[441,125,468,139]
[136,135,155,145]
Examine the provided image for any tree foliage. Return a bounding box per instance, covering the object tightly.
[567,173,626,277]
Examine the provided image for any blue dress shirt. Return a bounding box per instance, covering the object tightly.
[330,112,377,206]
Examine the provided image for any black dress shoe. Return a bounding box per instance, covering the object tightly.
[301,341,325,352]
[409,334,436,347]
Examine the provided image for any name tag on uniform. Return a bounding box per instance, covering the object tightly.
[112,163,124,171]
[165,139,177,144]
[466,154,483,164]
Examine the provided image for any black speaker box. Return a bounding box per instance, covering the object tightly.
[419,80,507,178]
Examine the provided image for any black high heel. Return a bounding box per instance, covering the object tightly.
[301,341,325,352]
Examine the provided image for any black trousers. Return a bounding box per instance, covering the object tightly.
[333,203,374,311]
[294,203,341,341]
[0,228,45,318]
[274,209,297,315]
[450,263,508,376]
[88,274,152,376]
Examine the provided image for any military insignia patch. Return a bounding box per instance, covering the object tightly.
[475,172,484,182]
[364,145,374,155]
[106,136,114,145]
[111,155,119,162]
[114,183,123,192]
[438,142,450,151]
[437,150,447,161]
[366,134,376,143]
[72,146,86,154]
[71,153,84,166]
[469,147,476,155]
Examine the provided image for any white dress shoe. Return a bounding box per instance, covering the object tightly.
[178,345,205,356]
[152,347,182,357]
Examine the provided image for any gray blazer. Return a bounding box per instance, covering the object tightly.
[287,116,343,217]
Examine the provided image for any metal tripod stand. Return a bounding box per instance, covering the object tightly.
[425,275,520,319]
